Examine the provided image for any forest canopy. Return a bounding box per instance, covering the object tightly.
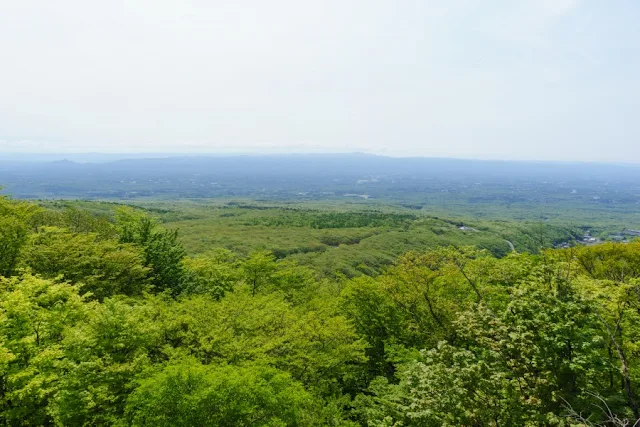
[1,193,639,426]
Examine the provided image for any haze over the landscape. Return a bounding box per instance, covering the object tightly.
[2,0,639,162]
[6,2,640,426]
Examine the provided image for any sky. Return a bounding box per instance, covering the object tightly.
[1,0,639,162]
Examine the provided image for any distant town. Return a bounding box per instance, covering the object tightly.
[555,229,640,249]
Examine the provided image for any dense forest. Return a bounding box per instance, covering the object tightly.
[3,155,640,230]
[2,193,640,426]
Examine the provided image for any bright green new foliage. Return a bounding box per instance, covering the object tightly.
[125,362,320,427]
[1,197,640,426]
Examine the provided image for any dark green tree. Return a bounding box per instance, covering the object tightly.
[116,207,190,295]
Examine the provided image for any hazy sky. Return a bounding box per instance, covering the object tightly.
[1,0,639,161]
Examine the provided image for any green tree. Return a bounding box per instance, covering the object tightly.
[23,226,149,299]
[160,291,366,397]
[125,361,324,426]
[50,297,166,426]
[241,251,277,296]
[272,260,318,304]
[182,249,239,298]
[0,274,86,425]
[0,195,39,277]
[340,276,410,381]
[376,247,493,346]
[356,284,609,426]
[116,207,190,295]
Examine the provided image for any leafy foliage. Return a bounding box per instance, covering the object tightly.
[116,207,190,295]
[23,227,149,299]
[125,361,322,427]
[1,197,640,426]
[0,195,39,277]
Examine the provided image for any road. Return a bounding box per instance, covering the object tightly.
[505,240,516,252]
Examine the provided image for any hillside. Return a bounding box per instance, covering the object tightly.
[41,199,582,278]
[2,194,640,425]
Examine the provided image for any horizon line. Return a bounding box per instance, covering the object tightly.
[1,151,640,166]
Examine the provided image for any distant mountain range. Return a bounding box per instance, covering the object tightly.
[1,153,640,202]
[0,153,194,163]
